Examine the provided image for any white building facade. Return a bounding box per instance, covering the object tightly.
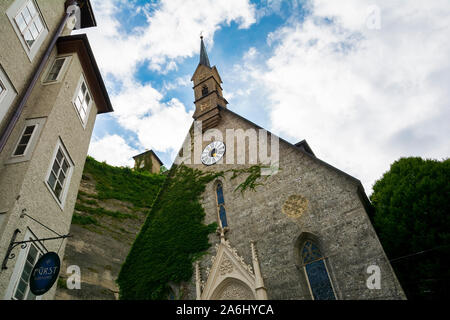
[0,0,112,300]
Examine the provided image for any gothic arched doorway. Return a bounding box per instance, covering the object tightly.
[210,278,256,300]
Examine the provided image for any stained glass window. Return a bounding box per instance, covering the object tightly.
[302,241,336,300]
[216,183,224,205]
[219,205,228,228]
[216,183,228,228]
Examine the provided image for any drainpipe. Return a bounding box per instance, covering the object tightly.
[0,1,79,153]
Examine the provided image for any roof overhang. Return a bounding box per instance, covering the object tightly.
[57,34,113,114]
[216,106,363,186]
[65,0,97,29]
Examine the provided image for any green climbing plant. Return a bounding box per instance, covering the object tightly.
[117,163,274,300]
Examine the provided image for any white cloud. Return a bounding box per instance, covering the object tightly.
[76,0,257,165]
[240,0,450,193]
[162,75,191,93]
[110,78,193,153]
[81,0,257,79]
[88,134,139,167]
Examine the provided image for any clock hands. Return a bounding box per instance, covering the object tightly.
[201,141,226,165]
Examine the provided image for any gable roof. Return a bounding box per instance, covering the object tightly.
[215,106,373,210]
[218,106,370,184]
[133,149,164,166]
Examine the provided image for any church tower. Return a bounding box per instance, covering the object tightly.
[191,36,228,131]
[179,37,406,300]
[120,36,406,301]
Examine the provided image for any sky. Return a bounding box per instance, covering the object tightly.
[77,0,450,194]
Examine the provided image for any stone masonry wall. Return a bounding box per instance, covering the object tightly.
[175,109,405,300]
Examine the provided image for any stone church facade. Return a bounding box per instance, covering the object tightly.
[173,38,406,300]
[0,0,112,300]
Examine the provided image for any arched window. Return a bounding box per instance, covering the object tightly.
[301,241,336,300]
[202,85,208,96]
[216,182,228,228]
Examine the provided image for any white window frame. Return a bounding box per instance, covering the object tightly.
[72,74,93,128]
[0,79,6,102]
[0,211,7,233]
[6,0,49,62]
[6,117,46,164]
[4,229,44,300]
[45,138,74,209]
[12,124,37,157]
[0,65,18,125]
[42,55,72,85]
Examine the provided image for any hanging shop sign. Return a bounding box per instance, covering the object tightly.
[29,252,61,296]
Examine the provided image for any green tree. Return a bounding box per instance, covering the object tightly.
[369,157,450,300]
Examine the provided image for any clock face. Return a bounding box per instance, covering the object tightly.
[201,141,226,166]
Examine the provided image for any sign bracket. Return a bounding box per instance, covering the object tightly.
[1,209,72,270]
[2,229,71,270]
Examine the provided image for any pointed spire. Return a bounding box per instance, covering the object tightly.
[199,35,211,68]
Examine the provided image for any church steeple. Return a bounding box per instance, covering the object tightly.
[191,36,228,130]
[199,36,211,68]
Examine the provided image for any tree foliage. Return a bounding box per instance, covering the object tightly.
[369,157,450,300]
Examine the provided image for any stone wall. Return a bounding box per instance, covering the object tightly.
[54,173,147,300]
[176,108,405,300]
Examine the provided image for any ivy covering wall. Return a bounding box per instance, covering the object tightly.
[117,164,270,300]
[83,156,164,208]
[134,154,153,173]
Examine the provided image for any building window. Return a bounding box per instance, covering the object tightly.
[0,65,18,124]
[12,124,36,156]
[6,0,48,61]
[216,182,228,228]
[202,85,208,96]
[72,75,92,126]
[301,241,336,300]
[0,79,5,100]
[47,148,70,201]
[0,212,7,230]
[7,117,45,164]
[14,0,44,49]
[46,139,73,206]
[44,57,70,83]
[12,241,42,300]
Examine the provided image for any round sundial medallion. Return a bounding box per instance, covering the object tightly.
[282,195,308,218]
